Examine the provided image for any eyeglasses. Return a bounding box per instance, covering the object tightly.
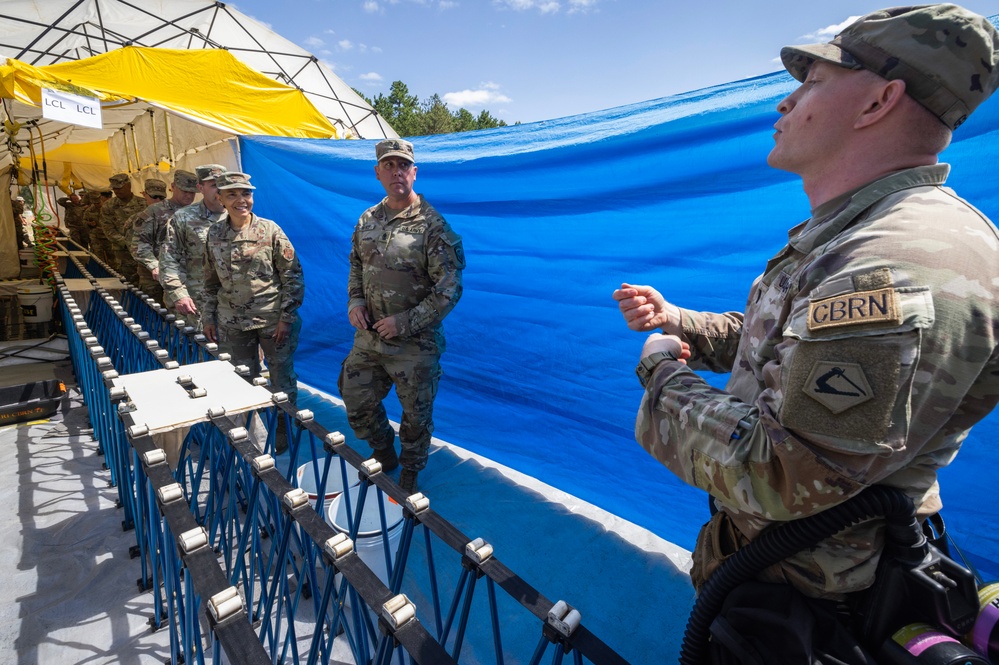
[380,159,414,172]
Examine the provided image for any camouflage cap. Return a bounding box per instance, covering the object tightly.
[780,4,999,129]
[215,171,256,190]
[195,164,227,181]
[172,169,199,192]
[109,173,130,188]
[375,138,415,163]
[144,179,167,197]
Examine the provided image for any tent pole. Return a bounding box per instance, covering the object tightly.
[148,109,159,171]
[129,123,141,175]
[163,112,176,167]
[120,127,133,173]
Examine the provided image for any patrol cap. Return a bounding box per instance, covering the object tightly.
[195,164,226,181]
[781,4,999,129]
[173,169,199,192]
[144,179,167,197]
[375,138,415,163]
[109,173,130,188]
[215,171,256,190]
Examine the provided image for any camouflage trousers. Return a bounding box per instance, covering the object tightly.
[89,233,113,266]
[113,247,139,286]
[218,318,300,404]
[136,264,165,305]
[68,224,89,250]
[338,347,442,472]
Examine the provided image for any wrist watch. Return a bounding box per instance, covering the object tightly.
[636,350,678,387]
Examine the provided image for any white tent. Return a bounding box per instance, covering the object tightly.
[0,0,397,141]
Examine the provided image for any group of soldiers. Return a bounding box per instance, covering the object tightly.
[58,166,227,331]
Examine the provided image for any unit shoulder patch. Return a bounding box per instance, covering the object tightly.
[807,287,901,332]
[803,361,873,414]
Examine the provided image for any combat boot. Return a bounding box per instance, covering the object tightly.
[274,417,289,455]
[369,446,398,472]
[399,468,418,495]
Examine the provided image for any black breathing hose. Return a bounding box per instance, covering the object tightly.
[678,485,922,665]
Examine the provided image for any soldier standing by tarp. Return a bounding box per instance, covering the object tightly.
[202,171,304,452]
[339,139,465,494]
[107,178,164,285]
[159,164,227,330]
[132,170,197,303]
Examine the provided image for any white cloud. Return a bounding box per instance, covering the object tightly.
[493,0,595,13]
[359,72,383,82]
[443,82,512,109]
[363,1,381,12]
[439,0,458,8]
[338,39,354,51]
[801,16,860,42]
[304,36,324,48]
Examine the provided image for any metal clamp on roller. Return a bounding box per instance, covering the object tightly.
[205,342,217,352]
[163,361,179,370]
[187,387,206,399]
[207,587,243,624]
[145,340,159,350]
[251,454,274,475]
[193,334,206,342]
[233,364,250,376]
[228,427,248,442]
[156,482,184,505]
[173,319,185,329]
[405,493,431,515]
[75,323,89,333]
[123,317,134,326]
[129,324,141,333]
[178,526,209,554]
[272,392,288,404]
[88,345,104,357]
[136,331,149,341]
[84,336,98,346]
[72,314,84,324]
[142,448,167,467]
[282,487,309,512]
[381,594,417,631]
[217,352,231,362]
[252,377,268,386]
[207,406,226,418]
[295,409,314,422]
[177,375,193,386]
[183,326,195,335]
[154,349,168,360]
[96,357,112,370]
[108,386,127,402]
[117,401,136,415]
[546,600,582,639]
[102,369,118,383]
[127,423,149,438]
[465,537,494,565]
[361,458,383,476]
[323,533,354,563]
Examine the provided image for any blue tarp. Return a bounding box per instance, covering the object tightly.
[240,66,999,581]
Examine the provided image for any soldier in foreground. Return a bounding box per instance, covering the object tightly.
[340,139,465,494]
[202,172,304,453]
[614,5,999,661]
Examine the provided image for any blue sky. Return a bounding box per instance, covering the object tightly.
[230,0,999,124]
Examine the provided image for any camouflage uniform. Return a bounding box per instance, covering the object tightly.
[57,196,88,249]
[636,164,999,599]
[339,195,465,472]
[203,214,304,402]
[159,201,224,330]
[86,194,113,264]
[132,199,185,303]
[101,195,145,284]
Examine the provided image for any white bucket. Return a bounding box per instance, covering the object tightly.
[18,249,38,278]
[327,483,404,587]
[17,283,53,323]
[295,461,357,508]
